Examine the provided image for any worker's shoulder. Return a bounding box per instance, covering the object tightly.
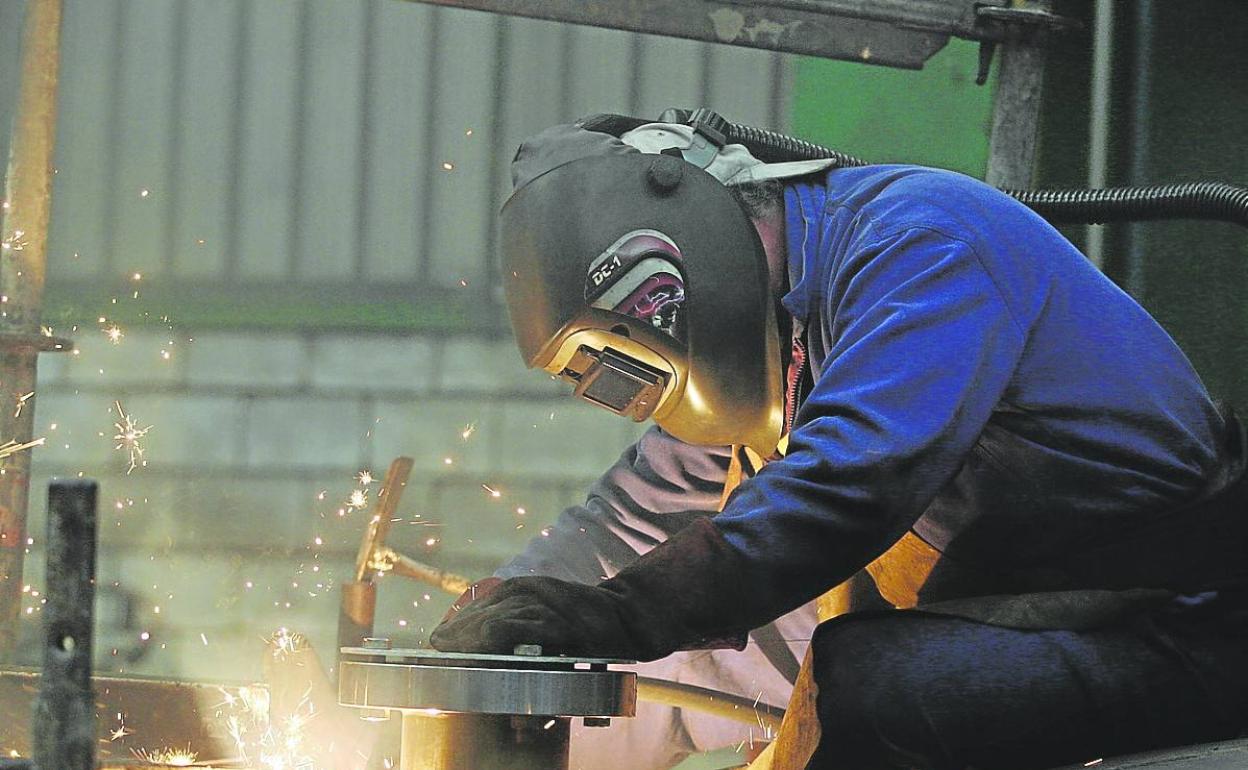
[824,164,1034,244]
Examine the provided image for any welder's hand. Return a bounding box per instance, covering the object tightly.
[440,576,503,624]
[430,516,754,661]
[430,576,639,658]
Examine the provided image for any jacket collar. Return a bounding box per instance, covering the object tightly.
[780,177,828,323]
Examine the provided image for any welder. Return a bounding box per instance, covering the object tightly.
[432,115,1248,769]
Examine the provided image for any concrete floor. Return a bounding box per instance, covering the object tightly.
[1056,740,1248,770]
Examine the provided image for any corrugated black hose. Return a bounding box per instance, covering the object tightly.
[578,112,1248,229]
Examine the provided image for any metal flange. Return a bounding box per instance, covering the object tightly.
[338,648,636,717]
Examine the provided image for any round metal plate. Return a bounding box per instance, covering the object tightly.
[337,658,636,717]
[339,647,632,667]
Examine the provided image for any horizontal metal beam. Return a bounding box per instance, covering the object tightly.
[401,0,999,68]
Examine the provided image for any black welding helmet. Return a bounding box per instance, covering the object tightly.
[500,121,807,455]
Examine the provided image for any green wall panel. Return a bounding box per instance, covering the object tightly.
[790,40,995,178]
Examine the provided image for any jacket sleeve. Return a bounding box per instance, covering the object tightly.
[715,224,1028,626]
[494,426,732,585]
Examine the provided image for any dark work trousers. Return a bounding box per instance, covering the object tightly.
[805,594,1248,770]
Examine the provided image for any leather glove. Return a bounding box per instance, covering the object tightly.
[440,576,503,623]
[430,516,750,661]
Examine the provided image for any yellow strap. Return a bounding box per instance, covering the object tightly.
[717,445,746,512]
[864,531,942,609]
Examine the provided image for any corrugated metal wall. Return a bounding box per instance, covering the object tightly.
[0,0,795,683]
[44,0,790,319]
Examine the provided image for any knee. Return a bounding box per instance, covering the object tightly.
[808,617,948,769]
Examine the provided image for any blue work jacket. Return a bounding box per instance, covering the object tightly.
[501,165,1227,630]
[715,165,1226,622]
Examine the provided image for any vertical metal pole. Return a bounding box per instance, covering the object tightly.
[1084,0,1116,268]
[33,480,98,770]
[1125,0,1154,301]
[0,0,63,661]
[984,4,1052,189]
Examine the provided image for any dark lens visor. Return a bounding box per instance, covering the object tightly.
[562,347,668,421]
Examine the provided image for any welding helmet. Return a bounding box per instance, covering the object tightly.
[500,120,824,456]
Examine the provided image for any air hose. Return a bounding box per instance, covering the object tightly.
[579,110,1248,229]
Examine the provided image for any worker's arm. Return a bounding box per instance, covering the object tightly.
[493,426,732,584]
[713,222,1027,627]
[433,222,1030,659]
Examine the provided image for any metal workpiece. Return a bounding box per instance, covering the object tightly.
[340,649,636,770]
[399,711,572,770]
[0,668,260,764]
[338,648,637,717]
[337,579,378,651]
[33,480,98,770]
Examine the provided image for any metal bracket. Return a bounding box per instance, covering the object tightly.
[973,3,1083,85]
[0,331,72,353]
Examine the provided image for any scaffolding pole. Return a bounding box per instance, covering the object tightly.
[0,0,66,662]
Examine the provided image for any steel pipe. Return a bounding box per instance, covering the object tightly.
[637,676,784,733]
[0,0,66,663]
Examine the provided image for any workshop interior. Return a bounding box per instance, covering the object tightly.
[0,1,1246,768]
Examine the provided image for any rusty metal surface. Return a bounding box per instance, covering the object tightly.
[399,0,995,68]
[0,0,63,663]
[0,669,257,764]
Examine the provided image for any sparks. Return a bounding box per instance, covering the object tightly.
[460,422,477,441]
[104,324,124,344]
[481,484,501,498]
[13,391,33,418]
[0,437,45,461]
[356,469,375,486]
[346,488,368,510]
[269,627,305,659]
[112,401,152,474]
[131,746,196,765]
[441,161,454,171]
[1,229,27,252]
[109,722,133,741]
